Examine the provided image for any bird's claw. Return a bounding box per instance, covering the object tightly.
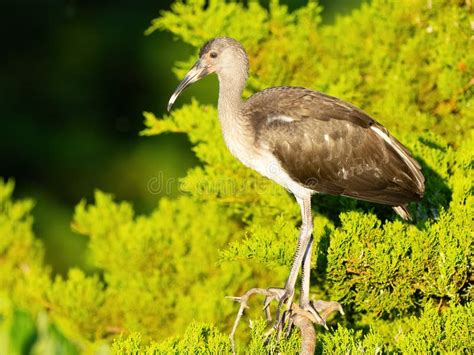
[228,288,343,354]
[265,287,294,323]
[299,300,344,329]
[263,287,286,315]
[310,300,345,318]
[227,287,284,354]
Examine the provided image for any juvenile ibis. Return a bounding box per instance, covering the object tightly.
[167,37,424,345]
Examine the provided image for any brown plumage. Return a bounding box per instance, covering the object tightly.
[245,87,425,214]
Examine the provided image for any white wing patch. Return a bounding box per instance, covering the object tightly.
[267,115,295,124]
[370,126,423,187]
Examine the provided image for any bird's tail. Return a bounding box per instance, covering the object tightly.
[393,205,412,221]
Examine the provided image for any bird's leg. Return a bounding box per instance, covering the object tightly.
[227,195,343,351]
[299,234,327,326]
[299,234,314,309]
[227,196,313,350]
[299,218,344,328]
[271,195,313,327]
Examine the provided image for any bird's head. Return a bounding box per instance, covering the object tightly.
[167,37,249,111]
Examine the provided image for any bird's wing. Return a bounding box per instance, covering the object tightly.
[244,87,424,205]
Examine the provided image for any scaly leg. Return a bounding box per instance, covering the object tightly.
[228,194,343,352]
[228,195,312,344]
[299,234,344,328]
[300,234,313,307]
[270,194,313,324]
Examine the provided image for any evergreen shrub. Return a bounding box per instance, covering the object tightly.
[1,0,472,353]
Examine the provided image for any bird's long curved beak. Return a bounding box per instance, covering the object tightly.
[167,60,209,112]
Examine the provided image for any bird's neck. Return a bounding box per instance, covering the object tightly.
[217,70,247,132]
[216,69,256,164]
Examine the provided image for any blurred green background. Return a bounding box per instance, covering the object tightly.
[0,0,362,275]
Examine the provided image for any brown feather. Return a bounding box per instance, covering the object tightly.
[243,87,425,206]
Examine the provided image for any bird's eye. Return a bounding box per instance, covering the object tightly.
[210,52,218,58]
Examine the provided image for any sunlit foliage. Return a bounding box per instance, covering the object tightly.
[1,0,473,353]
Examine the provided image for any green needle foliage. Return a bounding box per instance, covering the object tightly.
[1,0,473,353]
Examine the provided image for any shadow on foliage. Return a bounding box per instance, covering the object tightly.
[412,156,452,224]
[313,225,332,286]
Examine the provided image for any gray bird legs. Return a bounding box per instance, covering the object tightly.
[228,195,343,352]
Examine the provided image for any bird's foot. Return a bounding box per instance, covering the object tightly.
[298,300,345,329]
[264,287,294,322]
[263,299,344,352]
[267,299,344,342]
[227,288,343,354]
[227,287,292,354]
